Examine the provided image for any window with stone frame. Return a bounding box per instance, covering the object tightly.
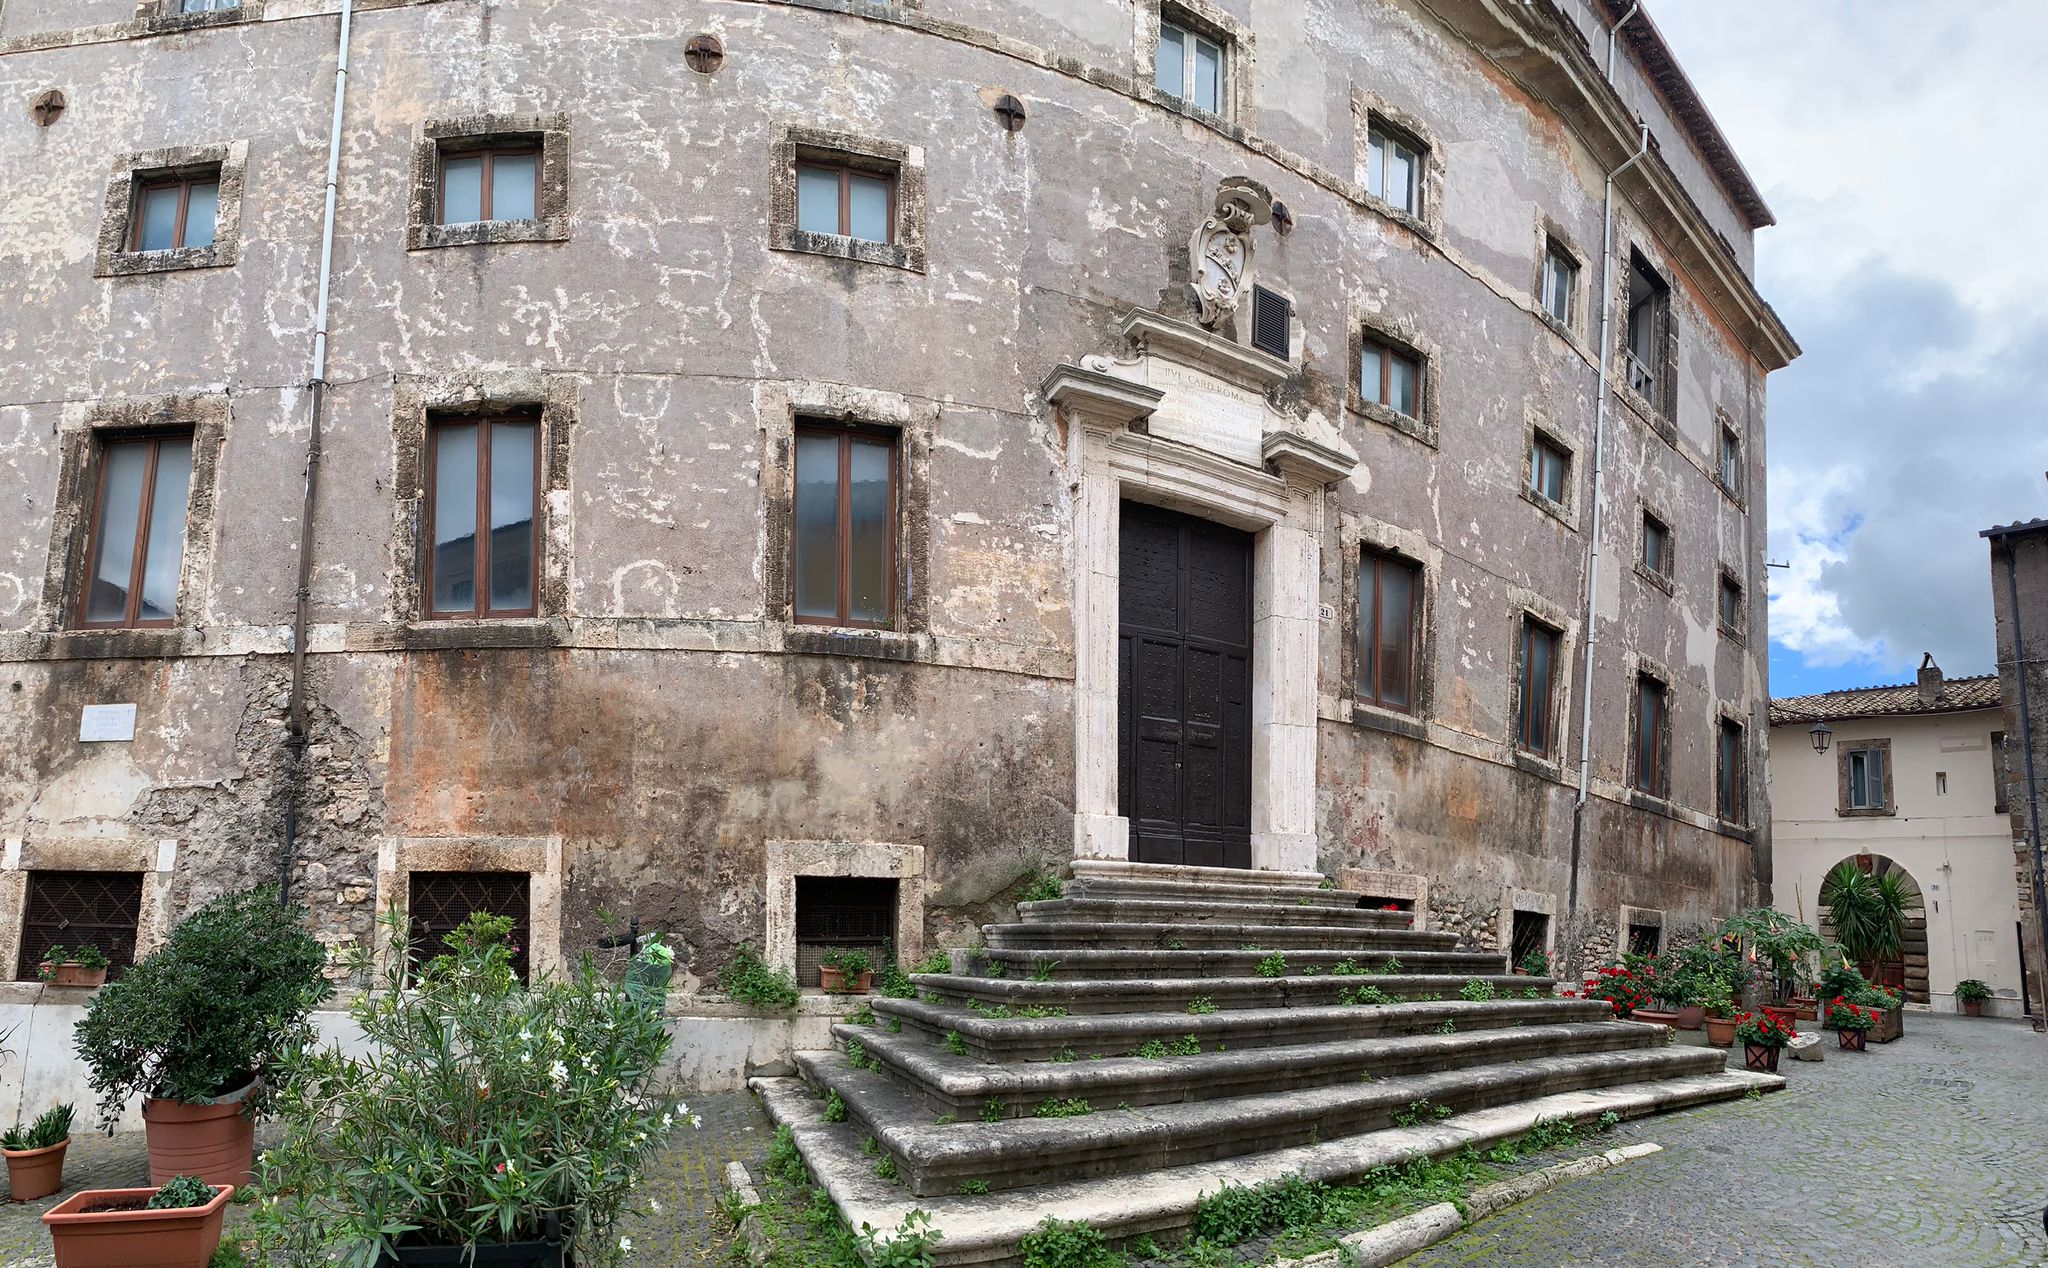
[1365,116,1426,217]
[1627,921,1662,958]
[172,0,239,13]
[1359,335,1423,421]
[130,167,220,252]
[15,871,144,982]
[1840,741,1893,816]
[1528,432,1570,507]
[792,420,898,629]
[1632,673,1669,797]
[437,139,541,226]
[1624,251,1669,403]
[408,871,532,983]
[1717,718,1746,823]
[1641,510,1673,580]
[1718,424,1743,495]
[1357,549,1421,715]
[97,142,247,279]
[1718,573,1745,635]
[770,128,926,272]
[1540,237,1577,326]
[1994,730,2009,814]
[76,431,194,629]
[423,414,540,620]
[1510,909,1551,969]
[1156,11,1228,115]
[795,876,898,988]
[1515,616,1561,758]
[795,159,896,245]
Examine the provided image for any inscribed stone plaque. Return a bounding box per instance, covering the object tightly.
[1146,360,1266,465]
[79,703,137,742]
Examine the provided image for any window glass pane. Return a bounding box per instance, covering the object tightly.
[489,153,537,221]
[1871,751,1886,803]
[1849,752,1868,806]
[796,167,841,236]
[138,185,181,251]
[1377,563,1414,710]
[441,155,484,225]
[1193,38,1222,112]
[431,424,478,614]
[1360,344,1384,405]
[1637,681,1660,789]
[1525,624,1553,752]
[138,439,192,622]
[847,174,891,243]
[488,422,536,612]
[87,443,149,623]
[1366,134,1384,200]
[1157,23,1186,98]
[1388,144,1415,213]
[793,433,841,620]
[847,438,892,624]
[182,181,218,249]
[1357,559,1378,701]
[1389,355,1416,417]
[1544,252,1572,321]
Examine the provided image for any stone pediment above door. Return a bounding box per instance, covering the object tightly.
[1042,309,1358,489]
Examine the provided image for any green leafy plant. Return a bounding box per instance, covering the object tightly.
[1733,1009,1795,1049]
[1168,1034,1202,1056]
[1256,952,1289,978]
[1136,1039,1169,1059]
[981,1098,1004,1124]
[1722,907,1824,1002]
[822,947,875,977]
[720,943,800,1009]
[1698,977,1736,1019]
[914,950,952,975]
[75,886,329,1127]
[945,1031,969,1056]
[148,1175,218,1210]
[873,1155,899,1182]
[1186,996,1218,1015]
[1378,956,1403,974]
[1,1102,74,1152]
[1820,862,1907,966]
[1329,958,1363,976]
[1341,984,1393,1006]
[1517,949,1551,976]
[1956,978,1994,1003]
[35,945,62,980]
[715,1186,752,1228]
[849,1003,876,1026]
[1390,1099,1435,1128]
[1032,958,1061,982]
[767,1124,806,1186]
[958,1178,990,1195]
[1033,1097,1092,1119]
[1017,863,1065,905]
[1018,1216,1122,1268]
[1049,1046,1076,1064]
[1459,979,1496,1002]
[845,1040,872,1071]
[1435,1019,1456,1034]
[1826,997,1877,1031]
[71,944,110,972]
[249,910,688,1268]
[857,1209,941,1268]
[824,1091,849,1123]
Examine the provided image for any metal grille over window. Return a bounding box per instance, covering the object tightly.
[408,871,533,982]
[15,871,144,982]
[1250,286,1290,359]
[795,877,897,987]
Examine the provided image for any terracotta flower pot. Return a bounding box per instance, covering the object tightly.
[1962,999,1984,1017]
[1837,1028,1867,1052]
[819,966,873,994]
[1761,1005,1798,1034]
[1742,1043,1781,1073]
[3,1137,69,1202]
[1675,1005,1705,1031]
[50,963,107,989]
[142,1097,254,1189]
[1703,1016,1737,1048]
[1791,995,1819,1022]
[1632,1008,1681,1028]
[41,1182,231,1268]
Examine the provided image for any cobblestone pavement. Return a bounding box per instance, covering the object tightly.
[1408,1013,2048,1268]
[0,1091,772,1267]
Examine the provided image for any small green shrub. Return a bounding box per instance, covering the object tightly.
[1436,1019,1457,1034]
[1017,863,1065,905]
[1459,979,1496,1002]
[1049,1046,1076,1064]
[1341,984,1392,1006]
[1256,952,1289,978]
[823,1091,848,1123]
[959,1179,990,1195]
[849,1003,876,1026]
[0,1102,74,1151]
[1018,1216,1122,1268]
[1032,958,1061,982]
[822,947,875,977]
[945,1031,969,1056]
[714,1186,751,1228]
[720,944,800,1010]
[982,1098,1004,1123]
[1168,1034,1202,1056]
[914,950,952,975]
[149,1175,217,1210]
[1033,1097,1092,1119]
[767,1124,806,1185]
[1186,996,1218,1015]
[1329,958,1363,976]
[844,1040,872,1071]
[1136,1039,1168,1060]
[873,1155,899,1182]
[857,1209,942,1268]
[1378,956,1403,974]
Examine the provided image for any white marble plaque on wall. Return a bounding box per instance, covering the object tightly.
[1145,360,1267,466]
[79,703,137,742]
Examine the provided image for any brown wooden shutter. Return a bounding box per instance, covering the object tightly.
[1250,285,1290,360]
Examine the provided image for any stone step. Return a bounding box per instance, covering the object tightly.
[1061,872,1370,910]
[908,971,1552,1016]
[1067,859,1330,892]
[820,1019,1666,1119]
[755,1067,1782,1265]
[804,1043,1726,1196]
[1017,895,1419,929]
[972,943,1503,978]
[869,995,1616,1063]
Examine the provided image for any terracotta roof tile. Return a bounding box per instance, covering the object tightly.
[1769,674,2002,726]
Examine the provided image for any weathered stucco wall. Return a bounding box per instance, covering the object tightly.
[0,0,1783,995]
[1986,528,2048,1026]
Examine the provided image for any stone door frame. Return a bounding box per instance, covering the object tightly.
[1043,310,1356,873]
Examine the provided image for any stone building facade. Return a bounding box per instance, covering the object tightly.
[1983,519,2048,1029]
[0,0,1793,1085]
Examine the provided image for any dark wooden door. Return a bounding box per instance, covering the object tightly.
[1117,502,1253,868]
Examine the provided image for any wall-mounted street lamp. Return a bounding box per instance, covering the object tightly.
[1810,721,1834,755]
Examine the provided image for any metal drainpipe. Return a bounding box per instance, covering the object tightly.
[280,0,355,904]
[2000,538,2048,1030]
[1564,3,1649,966]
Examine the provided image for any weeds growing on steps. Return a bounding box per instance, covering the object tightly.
[1459,979,1496,1002]
[1018,862,1065,904]
[1033,1096,1093,1118]
[823,1091,848,1123]
[1255,953,1289,978]
[1185,996,1218,1014]
[1339,984,1392,1006]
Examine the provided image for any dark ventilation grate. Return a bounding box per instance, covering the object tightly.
[1627,922,1662,958]
[409,871,532,982]
[16,871,144,981]
[795,877,897,987]
[1250,285,1291,360]
[1510,909,1551,967]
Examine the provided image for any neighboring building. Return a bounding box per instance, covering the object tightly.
[1983,519,2048,1029]
[0,0,1794,1100]
[1770,658,2026,1016]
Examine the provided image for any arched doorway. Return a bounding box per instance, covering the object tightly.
[1819,853,1930,1004]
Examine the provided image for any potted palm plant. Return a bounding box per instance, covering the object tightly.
[2,1102,75,1201]
[73,887,329,1188]
[251,910,692,1268]
[1821,862,1906,989]
[1955,978,1993,1017]
[42,1173,230,1268]
[820,947,876,994]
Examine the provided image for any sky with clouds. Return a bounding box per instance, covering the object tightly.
[1651,1,2048,696]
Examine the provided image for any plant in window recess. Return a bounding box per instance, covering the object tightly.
[252,909,694,1268]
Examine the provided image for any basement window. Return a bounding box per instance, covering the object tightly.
[409,870,532,983]
[795,877,898,988]
[1510,910,1550,970]
[15,871,144,982]
[1626,922,1662,958]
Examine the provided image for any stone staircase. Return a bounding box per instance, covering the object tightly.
[754,860,1780,1264]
